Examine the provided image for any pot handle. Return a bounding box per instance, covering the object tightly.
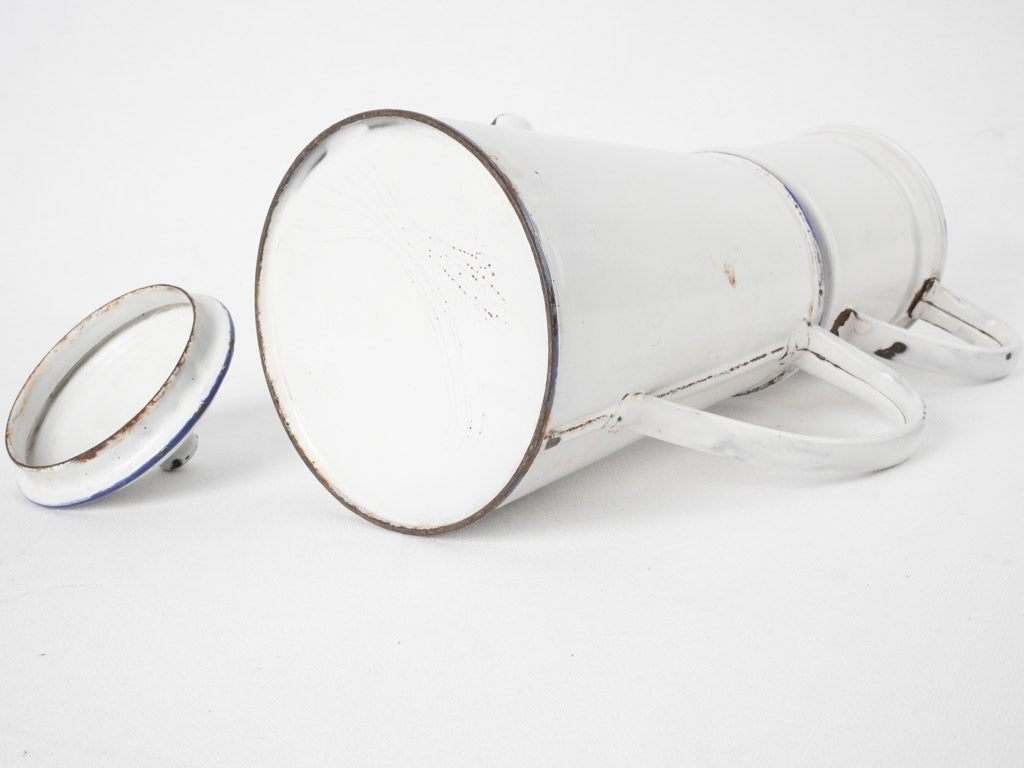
[832,279,1020,380]
[614,324,926,473]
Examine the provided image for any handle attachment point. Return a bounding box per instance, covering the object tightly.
[833,279,1020,380]
[545,324,926,474]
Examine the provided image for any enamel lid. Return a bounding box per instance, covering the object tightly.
[6,284,234,506]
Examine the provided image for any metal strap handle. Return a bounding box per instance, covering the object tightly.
[832,279,1020,380]
[615,324,926,473]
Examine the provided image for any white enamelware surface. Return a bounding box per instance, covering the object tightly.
[27,302,193,466]
[3,1,1023,764]
[729,126,947,326]
[6,285,234,506]
[258,117,551,530]
[730,127,1020,377]
[259,112,928,532]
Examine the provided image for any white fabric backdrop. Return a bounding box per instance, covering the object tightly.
[2,0,1022,764]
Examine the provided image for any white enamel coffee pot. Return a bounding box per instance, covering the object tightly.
[256,110,928,533]
[728,126,1020,379]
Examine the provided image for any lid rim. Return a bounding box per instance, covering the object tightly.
[6,285,234,506]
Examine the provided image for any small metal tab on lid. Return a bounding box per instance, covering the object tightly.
[6,284,234,506]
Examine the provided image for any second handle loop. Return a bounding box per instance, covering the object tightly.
[832,279,1020,380]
